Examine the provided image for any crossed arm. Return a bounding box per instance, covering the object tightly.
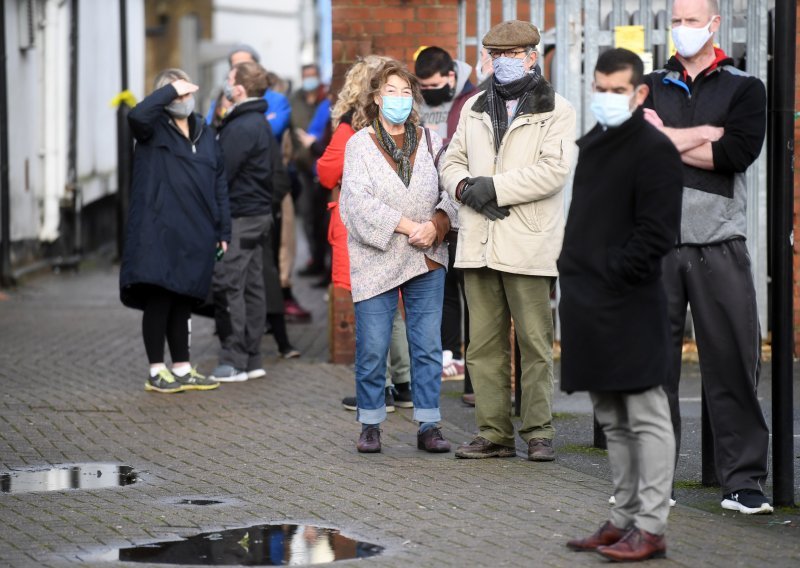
[642,108,723,171]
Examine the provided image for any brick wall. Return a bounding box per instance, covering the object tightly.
[795,5,800,355]
[331,0,459,92]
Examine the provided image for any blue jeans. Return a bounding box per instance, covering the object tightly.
[354,269,445,425]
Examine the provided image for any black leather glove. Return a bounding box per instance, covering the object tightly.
[460,176,497,212]
[481,200,510,221]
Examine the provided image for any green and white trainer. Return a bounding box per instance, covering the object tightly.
[145,368,184,393]
[174,367,219,391]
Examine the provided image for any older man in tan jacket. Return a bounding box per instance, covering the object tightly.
[441,20,576,461]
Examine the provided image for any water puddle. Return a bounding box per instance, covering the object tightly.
[0,463,136,494]
[99,524,383,565]
[176,498,224,506]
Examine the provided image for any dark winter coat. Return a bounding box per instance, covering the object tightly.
[557,109,682,393]
[120,84,231,309]
[216,98,274,218]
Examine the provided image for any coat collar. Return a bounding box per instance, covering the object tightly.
[470,77,556,116]
[223,98,269,125]
[577,107,646,151]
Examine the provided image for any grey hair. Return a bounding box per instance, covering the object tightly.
[153,68,190,91]
[228,43,260,65]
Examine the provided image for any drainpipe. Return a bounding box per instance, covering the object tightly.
[67,0,81,259]
[769,0,796,509]
[0,4,13,286]
[40,0,63,244]
[53,0,81,270]
[116,0,132,259]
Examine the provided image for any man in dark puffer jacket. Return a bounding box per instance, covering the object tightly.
[210,61,275,383]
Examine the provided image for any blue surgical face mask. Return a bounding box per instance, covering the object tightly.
[380,95,413,125]
[493,55,528,84]
[590,91,636,128]
[302,77,320,92]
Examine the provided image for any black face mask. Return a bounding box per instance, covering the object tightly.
[421,84,455,106]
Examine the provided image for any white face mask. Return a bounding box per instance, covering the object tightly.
[672,17,716,58]
[590,91,636,128]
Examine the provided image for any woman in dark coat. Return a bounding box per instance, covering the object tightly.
[120,68,231,393]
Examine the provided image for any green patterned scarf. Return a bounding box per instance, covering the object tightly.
[373,118,418,187]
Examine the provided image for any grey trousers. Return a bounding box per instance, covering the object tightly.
[213,214,273,371]
[591,387,675,536]
[662,241,770,494]
[387,309,410,387]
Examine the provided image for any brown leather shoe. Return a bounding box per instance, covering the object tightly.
[527,437,555,461]
[356,426,381,453]
[566,520,628,552]
[461,393,476,406]
[596,527,666,562]
[455,436,516,459]
[417,427,451,453]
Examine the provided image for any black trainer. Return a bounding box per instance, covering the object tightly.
[721,489,774,514]
[341,389,396,413]
[392,386,414,408]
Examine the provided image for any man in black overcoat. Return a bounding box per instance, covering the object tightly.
[558,49,682,562]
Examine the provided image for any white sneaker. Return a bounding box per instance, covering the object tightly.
[246,368,267,380]
[209,365,248,382]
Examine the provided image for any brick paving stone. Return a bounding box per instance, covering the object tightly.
[0,261,798,568]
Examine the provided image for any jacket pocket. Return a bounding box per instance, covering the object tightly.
[517,202,541,232]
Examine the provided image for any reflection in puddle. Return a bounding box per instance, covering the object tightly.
[0,464,136,494]
[111,524,383,565]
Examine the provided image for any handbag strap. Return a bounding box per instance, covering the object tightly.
[423,127,448,169]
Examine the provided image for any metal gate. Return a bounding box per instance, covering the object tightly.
[458,0,772,333]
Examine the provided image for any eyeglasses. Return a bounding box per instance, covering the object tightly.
[488,49,530,60]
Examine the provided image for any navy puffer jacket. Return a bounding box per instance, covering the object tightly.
[120,83,231,309]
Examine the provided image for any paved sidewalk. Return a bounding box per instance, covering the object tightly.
[0,259,798,567]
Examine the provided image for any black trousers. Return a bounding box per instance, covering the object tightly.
[141,285,193,364]
[441,238,472,393]
[662,240,769,494]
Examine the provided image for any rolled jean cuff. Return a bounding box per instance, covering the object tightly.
[413,407,441,423]
[357,406,387,425]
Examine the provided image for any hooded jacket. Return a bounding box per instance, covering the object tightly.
[440,78,576,276]
[643,48,766,245]
[120,83,231,308]
[418,59,475,141]
[216,97,274,218]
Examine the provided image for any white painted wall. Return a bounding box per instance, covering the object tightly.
[210,0,314,94]
[4,0,144,244]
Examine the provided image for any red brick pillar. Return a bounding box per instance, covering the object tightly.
[329,285,356,364]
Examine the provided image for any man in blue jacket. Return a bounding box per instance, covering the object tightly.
[210,61,275,383]
[206,44,291,141]
[643,0,772,515]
